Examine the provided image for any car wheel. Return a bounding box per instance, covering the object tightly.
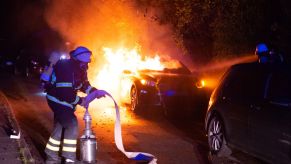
[207,115,227,154]
[130,86,140,111]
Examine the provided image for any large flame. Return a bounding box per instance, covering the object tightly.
[90,47,165,103]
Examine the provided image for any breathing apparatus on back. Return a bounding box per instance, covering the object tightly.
[40,52,60,83]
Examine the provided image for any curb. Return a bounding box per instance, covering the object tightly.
[0,91,35,163]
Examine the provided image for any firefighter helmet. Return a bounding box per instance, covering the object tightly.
[71,46,92,63]
[255,43,268,55]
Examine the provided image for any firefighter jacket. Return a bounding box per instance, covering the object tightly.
[45,59,97,109]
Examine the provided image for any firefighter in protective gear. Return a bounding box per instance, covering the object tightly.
[43,46,106,163]
[255,43,269,63]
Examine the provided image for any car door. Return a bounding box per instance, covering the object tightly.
[249,65,291,163]
[219,65,261,150]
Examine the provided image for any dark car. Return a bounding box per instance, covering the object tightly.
[205,62,291,163]
[120,60,207,116]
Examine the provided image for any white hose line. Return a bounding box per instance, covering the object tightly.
[104,92,157,164]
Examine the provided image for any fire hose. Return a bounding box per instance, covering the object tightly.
[84,91,157,163]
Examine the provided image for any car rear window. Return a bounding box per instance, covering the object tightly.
[220,63,271,103]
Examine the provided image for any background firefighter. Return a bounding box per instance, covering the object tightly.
[40,46,106,163]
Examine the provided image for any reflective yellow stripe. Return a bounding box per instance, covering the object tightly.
[64,139,77,144]
[46,144,60,151]
[63,146,76,152]
[49,137,61,145]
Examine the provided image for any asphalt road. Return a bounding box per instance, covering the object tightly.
[0,71,266,164]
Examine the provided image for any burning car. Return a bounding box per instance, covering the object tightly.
[119,59,207,116]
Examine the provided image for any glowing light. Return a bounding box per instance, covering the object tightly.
[140,79,146,85]
[196,80,206,89]
[201,80,205,87]
[60,54,67,60]
[34,92,47,97]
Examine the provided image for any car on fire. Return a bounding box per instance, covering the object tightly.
[120,59,208,117]
[205,62,291,164]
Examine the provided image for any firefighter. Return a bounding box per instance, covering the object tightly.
[255,43,270,63]
[41,46,106,163]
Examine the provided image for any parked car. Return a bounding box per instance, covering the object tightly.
[205,62,291,163]
[120,60,208,117]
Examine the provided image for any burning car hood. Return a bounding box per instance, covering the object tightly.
[138,70,197,89]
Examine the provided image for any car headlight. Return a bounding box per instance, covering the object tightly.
[196,79,206,89]
[140,79,156,87]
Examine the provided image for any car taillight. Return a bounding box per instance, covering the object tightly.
[196,80,206,88]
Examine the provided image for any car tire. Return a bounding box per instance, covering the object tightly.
[207,115,228,155]
[130,86,140,112]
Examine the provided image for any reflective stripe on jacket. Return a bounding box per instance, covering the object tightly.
[47,94,74,109]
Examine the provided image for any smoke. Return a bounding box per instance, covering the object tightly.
[45,1,180,57]
[44,0,185,80]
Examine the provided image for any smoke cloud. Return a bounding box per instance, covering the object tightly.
[44,0,182,64]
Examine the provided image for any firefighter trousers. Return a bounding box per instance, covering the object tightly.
[45,98,78,161]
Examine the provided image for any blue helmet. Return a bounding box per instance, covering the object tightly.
[255,43,269,55]
[71,46,92,62]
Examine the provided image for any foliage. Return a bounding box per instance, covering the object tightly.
[135,0,291,63]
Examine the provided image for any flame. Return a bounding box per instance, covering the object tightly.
[90,47,165,103]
